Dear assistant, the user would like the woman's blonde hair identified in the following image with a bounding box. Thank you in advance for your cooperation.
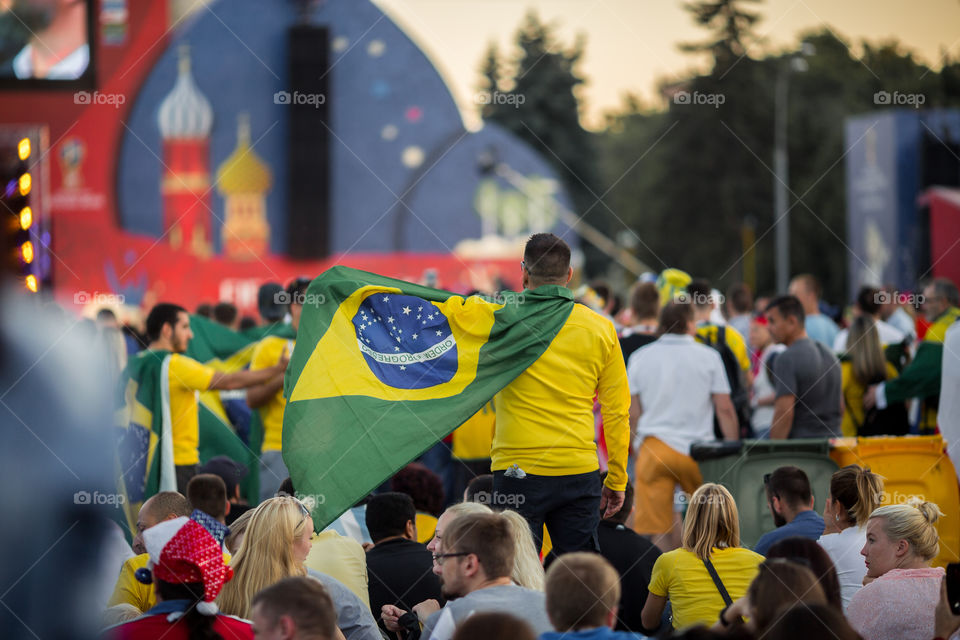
[224,508,254,556]
[848,316,888,385]
[217,497,312,618]
[869,498,943,561]
[500,510,545,590]
[681,483,741,561]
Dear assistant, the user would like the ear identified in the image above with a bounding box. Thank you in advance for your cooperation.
[279,614,296,639]
[463,554,481,579]
[895,539,910,558]
[565,266,573,284]
[225,500,231,517]
[808,495,816,510]
[605,606,619,630]
[234,485,242,502]
[405,519,416,540]
[771,496,782,514]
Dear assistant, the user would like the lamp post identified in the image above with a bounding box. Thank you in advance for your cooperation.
[773,43,814,293]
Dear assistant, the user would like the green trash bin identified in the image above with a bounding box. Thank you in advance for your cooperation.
[689,439,838,551]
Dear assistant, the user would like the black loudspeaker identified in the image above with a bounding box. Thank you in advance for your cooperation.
[287,25,330,259]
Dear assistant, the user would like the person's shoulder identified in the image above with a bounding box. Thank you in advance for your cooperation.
[568,304,618,335]
[215,614,254,636]
[122,552,149,570]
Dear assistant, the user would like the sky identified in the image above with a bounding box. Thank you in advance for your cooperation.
[373,0,960,130]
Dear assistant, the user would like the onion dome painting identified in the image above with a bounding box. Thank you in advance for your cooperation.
[216,113,273,260]
[116,0,574,257]
[156,44,214,258]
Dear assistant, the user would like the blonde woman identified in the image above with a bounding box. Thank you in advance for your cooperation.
[841,316,906,436]
[818,464,885,608]
[640,483,763,631]
[847,499,945,640]
[217,497,380,640]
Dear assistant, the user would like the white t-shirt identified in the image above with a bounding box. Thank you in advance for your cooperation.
[627,334,730,456]
[751,343,786,433]
[940,323,960,471]
[818,526,867,610]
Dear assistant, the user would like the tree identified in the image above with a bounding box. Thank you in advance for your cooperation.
[477,42,501,120]
[680,0,763,73]
[480,12,610,274]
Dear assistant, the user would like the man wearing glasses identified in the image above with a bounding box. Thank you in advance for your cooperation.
[492,233,630,555]
[421,513,551,640]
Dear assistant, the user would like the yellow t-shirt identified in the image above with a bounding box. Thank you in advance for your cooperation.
[696,323,751,374]
[491,303,630,490]
[648,546,764,630]
[305,530,370,608]
[168,353,217,466]
[841,361,900,437]
[250,336,293,452]
[452,402,496,460]
[108,550,231,613]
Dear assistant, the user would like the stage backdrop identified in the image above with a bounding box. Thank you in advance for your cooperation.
[0,0,574,316]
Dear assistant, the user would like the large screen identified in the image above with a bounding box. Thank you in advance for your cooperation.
[0,0,95,88]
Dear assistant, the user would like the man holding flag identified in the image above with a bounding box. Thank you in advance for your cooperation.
[491,233,630,555]
[281,233,629,558]
[118,303,288,504]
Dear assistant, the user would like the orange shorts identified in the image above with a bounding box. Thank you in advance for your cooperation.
[633,436,703,535]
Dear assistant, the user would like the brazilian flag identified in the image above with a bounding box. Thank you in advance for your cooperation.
[283,266,575,529]
[115,314,295,535]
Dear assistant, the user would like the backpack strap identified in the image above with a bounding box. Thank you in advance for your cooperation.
[702,558,734,606]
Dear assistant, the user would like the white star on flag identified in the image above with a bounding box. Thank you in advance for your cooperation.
[402,306,412,315]
[412,333,418,339]
[400,365,406,370]
[383,295,390,302]
[394,346,400,351]
[436,330,442,337]
[388,317,395,323]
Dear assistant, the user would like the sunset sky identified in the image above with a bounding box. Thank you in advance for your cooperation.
[373,0,960,129]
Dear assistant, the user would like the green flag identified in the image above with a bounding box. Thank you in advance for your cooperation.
[282,266,574,529]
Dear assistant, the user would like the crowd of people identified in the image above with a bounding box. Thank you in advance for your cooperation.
[89,233,960,639]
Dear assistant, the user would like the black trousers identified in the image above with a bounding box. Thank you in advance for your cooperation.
[492,469,601,555]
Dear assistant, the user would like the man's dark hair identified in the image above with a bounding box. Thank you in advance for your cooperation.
[765,295,805,324]
[391,463,444,516]
[443,513,515,580]
[727,283,753,314]
[146,303,188,343]
[252,576,337,640]
[287,277,312,306]
[855,286,881,316]
[365,492,416,543]
[765,466,813,508]
[686,280,715,311]
[465,474,494,504]
[658,301,693,335]
[212,302,238,327]
[600,472,633,525]
[522,233,570,282]
[186,474,227,520]
[239,316,258,331]
[95,308,117,323]
[630,282,660,321]
[195,303,213,318]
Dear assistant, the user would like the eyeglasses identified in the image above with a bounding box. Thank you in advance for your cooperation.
[432,551,472,565]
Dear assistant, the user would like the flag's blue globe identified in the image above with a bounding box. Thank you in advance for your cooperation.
[352,293,459,389]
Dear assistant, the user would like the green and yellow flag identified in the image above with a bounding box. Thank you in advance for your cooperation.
[283,266,575,529]
[115,315,296,534]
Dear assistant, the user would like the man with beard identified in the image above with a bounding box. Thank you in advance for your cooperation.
[0,0,89,79]
[420,513,551,640]
[754,466,825,556]
[139,303,287,492]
